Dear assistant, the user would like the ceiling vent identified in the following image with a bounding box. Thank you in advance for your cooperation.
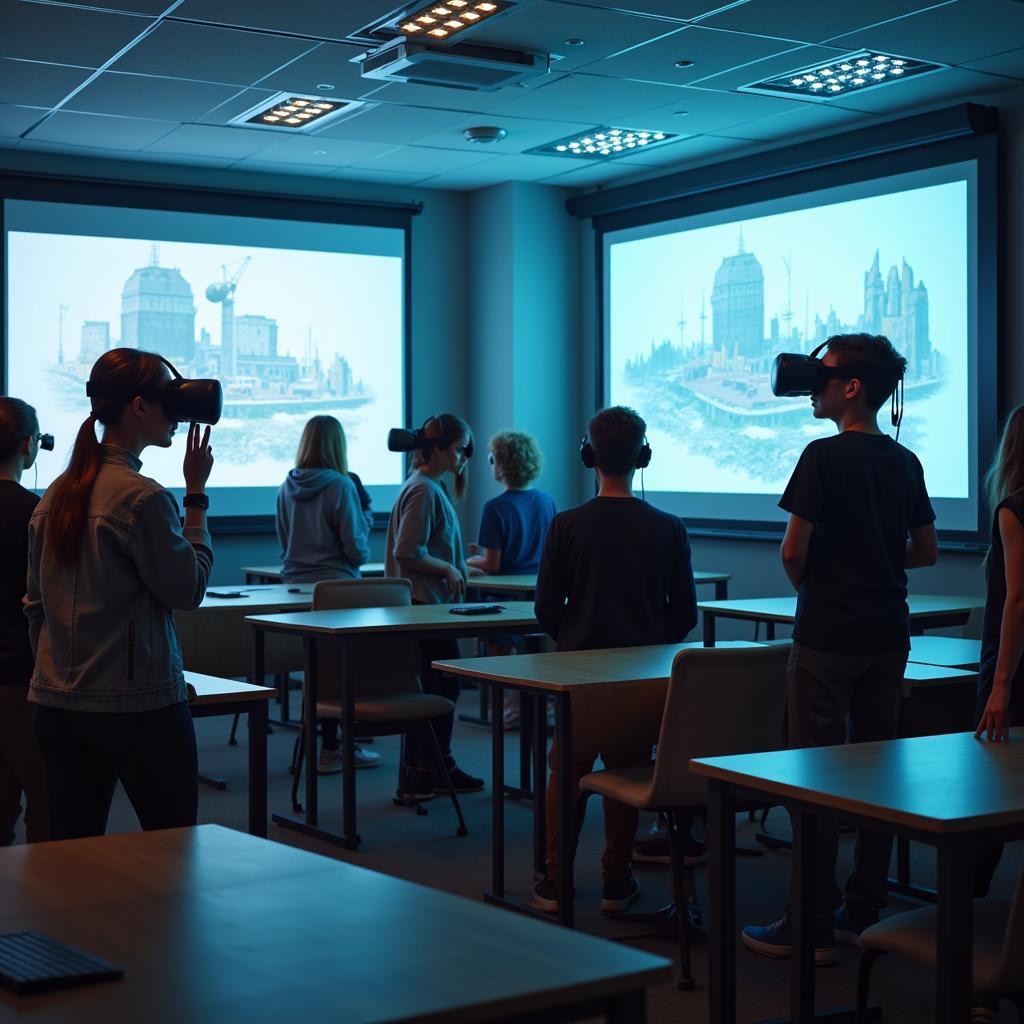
[355,37,549,91]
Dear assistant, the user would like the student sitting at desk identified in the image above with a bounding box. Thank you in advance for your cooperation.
[276,415,378,773]
[532,406,697,914]
[742,334,937,964]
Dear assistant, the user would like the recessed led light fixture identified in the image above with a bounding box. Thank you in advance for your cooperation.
[742,49,945,100]
[228,92,367,131]
[528,126,678,159]
[351,0,525,45]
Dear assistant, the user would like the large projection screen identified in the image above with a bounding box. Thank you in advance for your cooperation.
[600,138,996,547]
[2,187,410,523]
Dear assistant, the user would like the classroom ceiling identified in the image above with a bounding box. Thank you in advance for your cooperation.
[1,0,1023,191]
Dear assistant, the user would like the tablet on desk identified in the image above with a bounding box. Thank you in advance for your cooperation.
[449,604,505,616]
[207,591,247,599]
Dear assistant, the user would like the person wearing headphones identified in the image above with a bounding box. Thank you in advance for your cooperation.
[385,413,484,801]
[532,405,698,914]
[0,398,49,845]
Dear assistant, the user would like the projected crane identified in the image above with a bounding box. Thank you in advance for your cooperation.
[205,257,251,379]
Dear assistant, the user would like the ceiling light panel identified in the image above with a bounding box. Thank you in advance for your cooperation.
[528,126,678,159]
[353,1,518,45]
[228,93,366,131]
[742,50,944,100]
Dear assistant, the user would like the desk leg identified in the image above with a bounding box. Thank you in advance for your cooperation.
[715,580,728,601]
[790,809,818,1023]
[704,612,717,647]
[519,692,534,795]
[303,636,318,828]
[766,621,776,642]
[936,836,972,1024]
[492,685,505,898]
[340,638,359,850]
[248,699,268,837]
[533,692,547,877]
[556,691,574,929]
[708,779,736,1024]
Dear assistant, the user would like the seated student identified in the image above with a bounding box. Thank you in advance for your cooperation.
[468,430,556,727]
[532,406,698,914]
[742,333,937,964]
[0,398,49,846]
[276,415,378,773]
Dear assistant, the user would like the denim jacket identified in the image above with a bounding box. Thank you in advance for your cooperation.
[24,445,213,712]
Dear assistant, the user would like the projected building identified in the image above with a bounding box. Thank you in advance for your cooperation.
[861,251,932,376]
[711,235,765,364]
[79,321,110,361]
[120,252,196,362]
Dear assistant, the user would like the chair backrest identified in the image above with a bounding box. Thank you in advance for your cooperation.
[990,858,1024,991]
[646,643,791,809]
[311,578,420,699]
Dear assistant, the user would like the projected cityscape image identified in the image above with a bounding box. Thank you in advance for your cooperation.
[609,178,969,499]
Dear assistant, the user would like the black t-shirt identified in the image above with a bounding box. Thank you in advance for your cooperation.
[780,431,935,654]
[534,497,698,652]
[978,495,1024,721]
[0,479,40,687]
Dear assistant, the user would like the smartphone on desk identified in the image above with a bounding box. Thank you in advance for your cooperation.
[449,604,505,616]
[207,591,247,599]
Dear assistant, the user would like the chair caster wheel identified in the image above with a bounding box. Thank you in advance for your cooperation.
[678,978,695,992]
[457,826,468,836]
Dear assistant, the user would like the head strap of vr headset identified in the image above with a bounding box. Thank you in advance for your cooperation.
[85,355,184,403]
[809,341,904,441]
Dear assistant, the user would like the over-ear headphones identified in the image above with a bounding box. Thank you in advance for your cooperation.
[580,433,651,470]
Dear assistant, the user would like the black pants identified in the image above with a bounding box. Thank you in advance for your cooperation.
[787,642,906,923]
[33,702,198,840]
[0,688,48,845]
[404,637,461,771]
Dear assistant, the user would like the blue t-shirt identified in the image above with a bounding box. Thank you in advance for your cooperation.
[478,489,557,574]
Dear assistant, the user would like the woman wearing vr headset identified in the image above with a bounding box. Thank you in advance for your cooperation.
[385,413,484,801]
[0,398,49,846]
[24,348,215,839]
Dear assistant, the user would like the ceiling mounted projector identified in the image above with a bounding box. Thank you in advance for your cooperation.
[355,37,549,91]
[464,126,507,143]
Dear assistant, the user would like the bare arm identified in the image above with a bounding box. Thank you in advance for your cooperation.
[780,513,814,591]
[467,545,501,573]
[905,523,938,569]
[977,508,1024,742]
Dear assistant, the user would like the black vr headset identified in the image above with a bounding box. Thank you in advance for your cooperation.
[388,416,474,458]
[85,356,223,425]
[36,432,54,451]
[579,433,651,470]
[770,340,904,439]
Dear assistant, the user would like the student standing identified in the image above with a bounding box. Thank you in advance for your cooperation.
[0,399,49,845]
[25,349,214,840]
[743,334,937,964]
[532,406,698,913]
[386,414,484,800]
[276,415,378,772]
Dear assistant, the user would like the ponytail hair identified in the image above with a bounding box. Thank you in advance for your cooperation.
[0,397,38,463]
[410,412,472,502]
[47,348,167,563]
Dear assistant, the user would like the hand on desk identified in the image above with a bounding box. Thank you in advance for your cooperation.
[975,685,1011,743]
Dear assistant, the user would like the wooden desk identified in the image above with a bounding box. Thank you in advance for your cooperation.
[435,641,760,929]
[186,672,274,837]
[699,594,985,646]
[0,824,670,1023]
[242,563,385,584]
[468,569,729,599]
[246,602,539,849]
[690,730,1024,1024]
[909,635,982,669]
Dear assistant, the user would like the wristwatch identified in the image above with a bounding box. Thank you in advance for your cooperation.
[182,492,209,510]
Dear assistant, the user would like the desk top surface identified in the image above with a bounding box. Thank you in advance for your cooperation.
[241,563,385,580]
[187,584,315,612]
[0,825,669,1023]
[909,635,983,668]
[185,671,275,705]
[691,729,1024,834]
[246,601,538,635]
[434,641,761,692]
[697,593,986,622]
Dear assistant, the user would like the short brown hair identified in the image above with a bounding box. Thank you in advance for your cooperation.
[411,412,473,501]
[0,397,38,463]
[588,406,646,475]
[490,431,542,489]
[296,415,348,475]
[826,333,907,411]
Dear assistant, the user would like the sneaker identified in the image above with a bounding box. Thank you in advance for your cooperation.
[532,878,560,913]
[398,767,436,801]
[317,743,381,774]
[832,902,878,949]
[601,874,641,913]
[632,835,708,866]
[434,765,485,794]
[741,917,837,966]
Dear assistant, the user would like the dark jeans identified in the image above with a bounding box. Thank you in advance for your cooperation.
[0,687,49,845]
[33,701,198,840]
[787,642,906,924]
[404,637,461,771]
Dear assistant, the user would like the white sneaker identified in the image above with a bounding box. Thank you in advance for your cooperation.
[317,744,381,774]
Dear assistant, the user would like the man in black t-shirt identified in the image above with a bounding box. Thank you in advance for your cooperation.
[532,406,698,915]
[742,334,937,964]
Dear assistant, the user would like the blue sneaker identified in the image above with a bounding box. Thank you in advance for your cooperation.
[833,902,878,948]
[742,917,837,965]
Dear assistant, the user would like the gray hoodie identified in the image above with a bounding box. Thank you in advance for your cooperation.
[276,468,372,583]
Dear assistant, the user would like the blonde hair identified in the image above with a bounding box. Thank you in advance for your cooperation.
[296,415,348,475]
[410,413,472,502]
[490,430,542,489]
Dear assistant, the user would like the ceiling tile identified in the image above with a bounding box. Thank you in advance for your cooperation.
[592,24,804,88]
[0,59,95,108]
[227,157,337,177]
[553,1,733,19]
[328,167,434,186]
[310,103,471,144]
[248,134,398,167]
[626,83,813,133]
[962,47,1024,80]
[707,101,872,140]
[64,72,243,121]
[172,0,384,41]
[691,43,854,91]
[195,87,278,125]
[699,0,956,45]
[356,75,537,114]
[614,130,759,167]
[250,42,372,98]
[0,103,46,138]
[411,113,596,153]
[24,109,178,149]
[2,2,152,67]
[60,0,179,12]
[356,145,499,173]
[142,123,276,158]
[110,21,316,87]
[825,0,1024,65]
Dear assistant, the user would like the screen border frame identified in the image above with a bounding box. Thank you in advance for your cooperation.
[0,170,417,534]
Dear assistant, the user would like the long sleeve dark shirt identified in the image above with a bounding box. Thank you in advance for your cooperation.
[534,496,698,652]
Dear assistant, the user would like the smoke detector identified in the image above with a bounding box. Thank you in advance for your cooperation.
[463,125,507,143]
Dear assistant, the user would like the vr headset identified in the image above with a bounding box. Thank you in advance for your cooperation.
[770,340,904,438]
[85,356,222,425]
[579,433,651,470]
[37,433,54,451]
[388,416,473,458]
